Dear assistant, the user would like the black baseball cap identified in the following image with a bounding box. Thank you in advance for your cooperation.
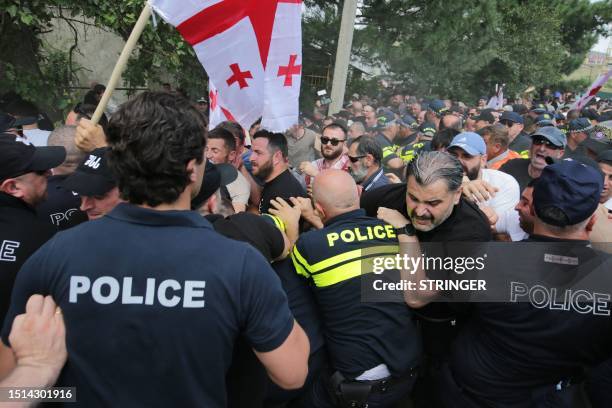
[62,147,116,196]
[534,160,603,227]
[0,138,66,182]
[191,160,221,209]
[473,109,495,124]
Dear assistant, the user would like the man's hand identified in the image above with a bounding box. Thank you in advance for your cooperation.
[269,198,301,231]
[462,178,498,203]
[75,118,107,152]
[9,295,67,386]
[479,206,498,230]
[385,173,402,184]
[290,197,323,229]
[377,207,410,228]
[298,161,318,177]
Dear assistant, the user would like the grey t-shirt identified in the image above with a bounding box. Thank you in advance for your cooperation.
[286,128,319,168]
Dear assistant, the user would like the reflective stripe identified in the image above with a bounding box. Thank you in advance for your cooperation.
[519,150,529,158]
[263,214,286,232]
[308,245,398,273]
[291,246,311,278]
[310,250,398,287]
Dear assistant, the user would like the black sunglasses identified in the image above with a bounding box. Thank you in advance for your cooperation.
[320,136,345,146]
[500,120,515,127]
[532,137,562,150]
[348,155,366,163]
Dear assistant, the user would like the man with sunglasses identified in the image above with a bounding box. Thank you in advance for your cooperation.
[299,123,350,188]
[499,126,566,191]
[499,111,530,158]
[348,135,390,193]
[0,138,65,329]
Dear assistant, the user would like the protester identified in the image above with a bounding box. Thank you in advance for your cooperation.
[478,123,522,170]
[299,123,350,189]
[598,150,612,212]
[4,99,51,146]
[499,126,566,191]
[286,120,320,169]
[250,130,308,214]
[347,135,390,192]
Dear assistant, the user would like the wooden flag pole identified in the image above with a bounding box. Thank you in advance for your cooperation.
[91,4,152,124]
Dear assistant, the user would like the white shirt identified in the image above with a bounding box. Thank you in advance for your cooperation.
[481,169,520,215]
[495,208,529,241]
[605,198,612,212]
[22,128,51,146]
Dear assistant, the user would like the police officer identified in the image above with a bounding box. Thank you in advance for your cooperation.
[0,92,310,406]
[291,169,421,407]
[439,160,612,407]
[0,139,65,328]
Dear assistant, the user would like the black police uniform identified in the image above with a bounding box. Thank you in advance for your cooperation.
[508,131,531,158]
[36,174,87,230]
[291,209,421,407]
[0,192,56,328]
[2,203,295,407]
[440,236,612,408]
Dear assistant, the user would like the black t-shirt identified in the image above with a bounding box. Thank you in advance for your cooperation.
[499,158,531,192]
[1,203,295,407]
[0,193,57,328]
[450,235,612,406]
[205,213,285,262]
[360,183,492,242]
[36,175,88,230]
[259,169,307,214]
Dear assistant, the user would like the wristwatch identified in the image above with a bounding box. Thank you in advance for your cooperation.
[394,224,416,236]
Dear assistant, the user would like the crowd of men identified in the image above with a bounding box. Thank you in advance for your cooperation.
[0,85,611,408]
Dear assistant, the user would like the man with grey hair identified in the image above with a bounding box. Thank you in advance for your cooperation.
[348,121,366,141]
[36,126,88,230]
[364,151,491,241]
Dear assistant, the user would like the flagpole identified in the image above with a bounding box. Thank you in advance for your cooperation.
[91,4,152,124]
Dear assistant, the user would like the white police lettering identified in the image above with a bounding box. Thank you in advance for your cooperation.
[510,281,610,316]
[69,276,206,308]
[84,155,101,169]
[0,240,20,262]
[50,209,79,226]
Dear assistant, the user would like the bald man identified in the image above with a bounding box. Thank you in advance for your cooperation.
[290,169,421,407]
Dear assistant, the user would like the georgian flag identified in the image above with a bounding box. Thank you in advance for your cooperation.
[149,0,302,132]
[572,70,612,111]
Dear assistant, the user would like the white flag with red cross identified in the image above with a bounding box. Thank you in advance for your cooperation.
[572,69,612,111]
[148,0,302,132]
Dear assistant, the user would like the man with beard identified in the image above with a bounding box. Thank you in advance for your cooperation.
[499,111,530,158]
[298,123,350,189]
[347,135,390,193]
[499,126,566,191]
[447,132,519,218]
[0,139,65,328]
[251,130,307,214]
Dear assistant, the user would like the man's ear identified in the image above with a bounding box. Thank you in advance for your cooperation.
[273,150,284,166]
[314,202,325,220]
[453,186,462,205]
[228,150,237,163]
[186,158,198,183]
[586,213,597,233]
[365,153,375,167]
[0,178,22,198]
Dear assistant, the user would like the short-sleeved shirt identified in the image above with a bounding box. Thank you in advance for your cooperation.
[36,175,88,230]
[259,169,307,214]
[291,209,421,377]
[0,193,56,328]
[480,169,520,217]
[449,235,612,405]
[499,158,531,192]
[287,128,319,169]
[1,203,294,407]
[225,170,251,206]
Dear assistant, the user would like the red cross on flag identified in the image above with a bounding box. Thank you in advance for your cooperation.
[149,0,302,132]
[571,69,612,111]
